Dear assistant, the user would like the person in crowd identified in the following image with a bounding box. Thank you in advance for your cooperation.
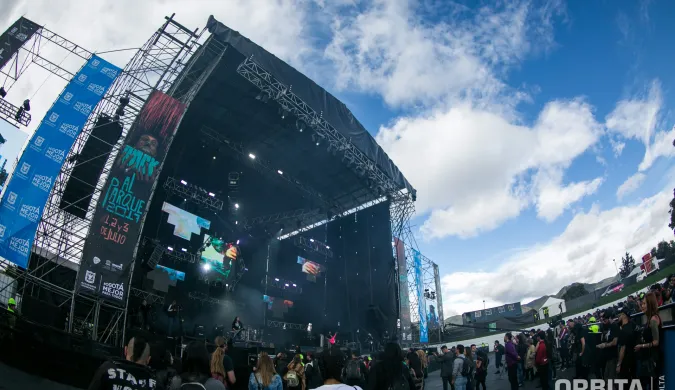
[516,334,527,386]
[310,347,362,390]
[344,351,367,387]
[545,329,557,381]
[464,346,476,390]
[596,309,620,381]
[493,341,504,375]
[249,352,283,390]
[275,353,289,377]
[211,336,236,387]
[635,292,662,389]
[88,337,156,390]
[625,295,639,315]
[406,351,424,390]
[473,346,487,390]
[285,354,305,390]
[170,341,225,390]
[451,345,467,390]
[149,343,176,390]
[571,322,589,380]
[369,342,415,390]
[139,299,151,330]
[304,352,323,390]
[416,350,428,381]
[558,320,570,371]
[503,334,518,390]
[435,345,455,390]
[535,332,549,390]
[524,338,535,381]
[616,307,637,380]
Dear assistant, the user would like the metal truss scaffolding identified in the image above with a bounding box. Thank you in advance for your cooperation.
[163,176,224,211]
[267,320,305,330]
[9,15,218,347]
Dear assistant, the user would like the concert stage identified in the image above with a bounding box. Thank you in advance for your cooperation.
[0,13,425,364]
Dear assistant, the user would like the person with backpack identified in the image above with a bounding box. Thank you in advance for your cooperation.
[503,333,519,390]
[313,347,363,390]
[451,345,468,390]
[284,354,305,390]
[367,343,415,390]
[169,341,225,390]
[249,352,282,390]
[344,351,367,387]
[434,345,455,390]
[304,353,323,390]
[473,352,487,390]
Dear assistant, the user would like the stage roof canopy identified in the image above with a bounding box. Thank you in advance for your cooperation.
[205,15,414,197]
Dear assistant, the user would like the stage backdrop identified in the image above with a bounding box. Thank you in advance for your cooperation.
[0,17,40,70]
[413,248,428,343]
[0,55,119,268]
[394,237,412,341]
[76,91,186,305]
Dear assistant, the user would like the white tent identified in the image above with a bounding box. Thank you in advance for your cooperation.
[539,296,566,318]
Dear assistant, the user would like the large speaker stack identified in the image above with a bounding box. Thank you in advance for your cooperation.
[59,114,123,219]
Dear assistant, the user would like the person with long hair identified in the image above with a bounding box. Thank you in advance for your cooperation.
[249,352,282,390]
[464,347,476,390]
[212,336,236,387]
[368,342,415,390]
[312,347,362,390]
[170,341,225,390]
[416,350,428,381]
[285,354,305,390]
[524,338,535,382]
[406,351,424,390]
[635,292,662,389]
[534,332,549,390]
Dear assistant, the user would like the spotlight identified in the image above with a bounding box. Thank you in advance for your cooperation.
[274,278,280,281]
[213,156,216,160]
[292,283,297,287]
[226,283,229,287]
[202,263,211,271]
[22,99,30,111]
[180,180,188,185]
[181,248,187,252]
[295,119,306,132]
[326,246,330,249]
[236,239,240,245]
[235,221,238,225]
[277,170,283,175]
[208,192,215,197]
[234,203,240,209]
[0,87,6,98]
[248,153,255,159]
[167,246,174,251]
[310,238,314,242]
[285,283,289,287]
[119,95,130,107]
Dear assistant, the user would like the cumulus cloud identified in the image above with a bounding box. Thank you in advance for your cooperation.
[616,172,646,200]
[442,188,673,316]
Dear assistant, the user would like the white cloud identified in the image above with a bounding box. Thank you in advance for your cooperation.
[534,168,603,221]
[639,127,675,171]
[442,188,673,316]
[616,172,646,200]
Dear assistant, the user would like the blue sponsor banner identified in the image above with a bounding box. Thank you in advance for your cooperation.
[413,248,428,342]
[0,55,120,268]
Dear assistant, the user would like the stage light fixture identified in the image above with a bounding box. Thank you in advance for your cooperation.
[277,170,283,175]
[234,203,240,209]
[202,263,211,271]
[285,283,289,287]
[292,283,297,287]
[180,180,188,185]
[248,153,256,159]
[22,99,30,111]
[236,239,240,245]
[310,238,314,242]
[181,248,187,252]
[275,278,280,281]
[213,156,216,160]
[235,221,238,225]
[326,246,330,249]
[295,119,306,132]
[167,246,174,251]
[208,192,215,197]
[0,87,6,98]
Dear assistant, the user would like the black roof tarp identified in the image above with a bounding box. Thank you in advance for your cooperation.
[206,16,414,195]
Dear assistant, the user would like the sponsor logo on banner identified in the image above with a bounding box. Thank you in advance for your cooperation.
[77,74,87,84]
[0,224,5,238]
[9,237,29,256]
[63,92,74,102]
[73,101,93,116]
[15,162,31,180]
[80,270,97,291]
[101,67,119,79]
[45,147,65,164]
[8,27,28,42]
[93,256,101,264]
[555,379,646,390]
[87,83,105,96]
[101,281,124,301]
[6,192,17,206]
[47,112,59,126]
[59,123,79,138]
[104,259,124,273]
[34,136,45,147]
[31,174,53,192]
[19,204,40,222]
[91,59,100,68]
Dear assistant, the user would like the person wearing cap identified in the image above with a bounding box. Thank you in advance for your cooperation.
[597,309,619,380]
[7,297,16,313]
[588,317,600,334]
[616,307,637,379]
[5,297,17,329]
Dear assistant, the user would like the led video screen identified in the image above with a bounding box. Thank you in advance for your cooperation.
[297,256,324,282]
[161,202,211,240]
[263,295,294,317]
[156,264,185,281]
[201,235,239,281]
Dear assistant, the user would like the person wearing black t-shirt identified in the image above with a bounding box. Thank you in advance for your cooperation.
[214,336,236,387]
[88,337,156,390]
[616,308,637,379]
[231,316,243,340]
[597,310,620,380]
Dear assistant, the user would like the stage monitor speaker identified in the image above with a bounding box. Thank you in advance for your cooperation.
[59,114,123,219]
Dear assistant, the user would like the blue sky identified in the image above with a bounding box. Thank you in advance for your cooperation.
[3,0,675,317]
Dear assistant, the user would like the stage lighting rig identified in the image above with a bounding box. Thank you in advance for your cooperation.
[294,236,333,258]
[163,177,223,212]
[0,97,31,127]
[424,289,436,300]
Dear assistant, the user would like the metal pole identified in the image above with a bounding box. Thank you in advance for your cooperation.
[121,260,135,346]
[93,299,101,340]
